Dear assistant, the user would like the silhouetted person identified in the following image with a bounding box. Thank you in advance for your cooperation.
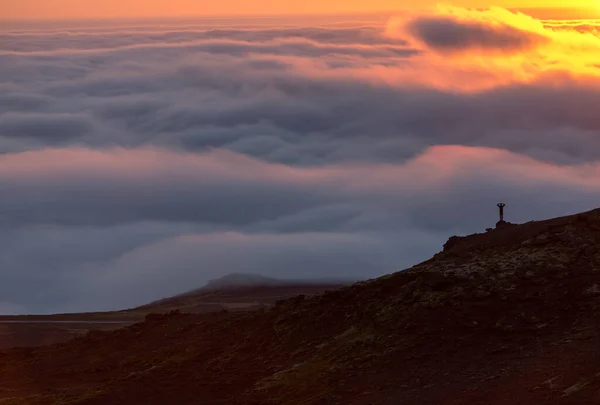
[497,203,505,221]
[496,203,507,228]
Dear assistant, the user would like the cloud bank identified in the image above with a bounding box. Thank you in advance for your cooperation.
[1,9,600,313]
[404,16,545,53]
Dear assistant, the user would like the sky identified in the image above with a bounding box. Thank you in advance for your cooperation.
[3,3,600,314]
[1,0,598,20]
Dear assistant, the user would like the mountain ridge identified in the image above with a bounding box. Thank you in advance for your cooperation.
[134,274,351,314]
[2,207,600,404]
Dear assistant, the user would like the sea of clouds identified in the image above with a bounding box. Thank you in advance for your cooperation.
[2,8,600,313]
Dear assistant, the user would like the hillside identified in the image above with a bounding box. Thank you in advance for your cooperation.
[0,279,345,350]
[135,274,349,314]
[3,208,600,404]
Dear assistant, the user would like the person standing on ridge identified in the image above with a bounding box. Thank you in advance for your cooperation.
[496,203,508,228]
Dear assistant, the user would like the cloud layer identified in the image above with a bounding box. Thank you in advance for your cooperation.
[1,10,600,313]
[404,16,545,53]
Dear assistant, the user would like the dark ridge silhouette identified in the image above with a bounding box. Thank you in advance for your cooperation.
[3,208,600,404]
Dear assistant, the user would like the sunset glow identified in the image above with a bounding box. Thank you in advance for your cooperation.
[0,0,597,20]
[374,5,600,90]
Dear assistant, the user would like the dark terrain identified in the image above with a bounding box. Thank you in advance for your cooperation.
[3,208,600,404]
[0,277,346,350]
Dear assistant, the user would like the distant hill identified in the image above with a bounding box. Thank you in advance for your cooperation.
[199,272,358,291]
[202,273,283,290]
[7,209,600,403]
[135,273,351,314]
[0,274,350,349]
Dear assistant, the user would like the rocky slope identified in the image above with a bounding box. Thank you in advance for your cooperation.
[3,208,600,404]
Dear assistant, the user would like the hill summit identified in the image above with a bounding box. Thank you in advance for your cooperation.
[203,273,283,290]
[3,208,600,404]
[133,274,349,314]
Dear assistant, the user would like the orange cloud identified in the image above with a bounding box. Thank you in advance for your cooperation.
[383,6,600,91]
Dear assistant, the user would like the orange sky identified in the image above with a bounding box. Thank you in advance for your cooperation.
[1,0,597,20]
